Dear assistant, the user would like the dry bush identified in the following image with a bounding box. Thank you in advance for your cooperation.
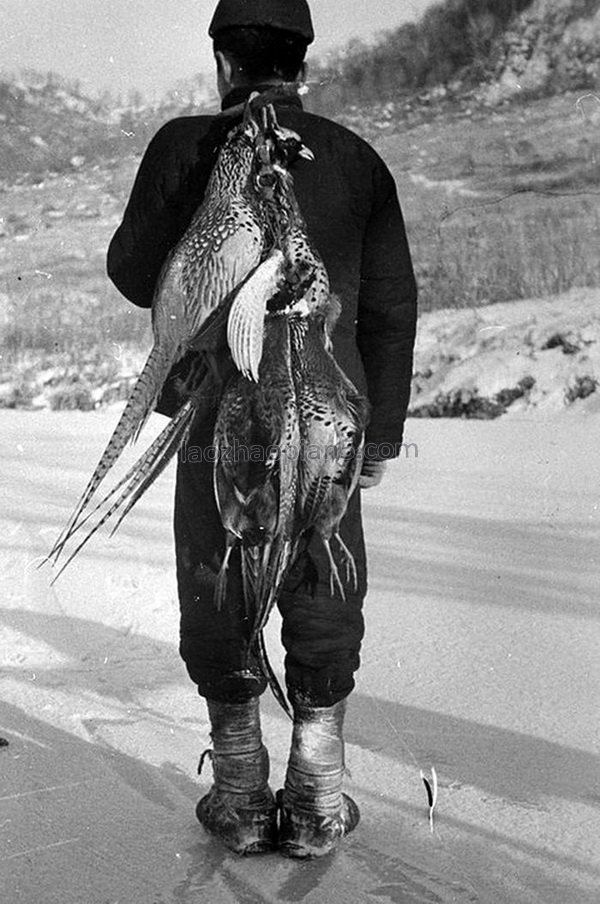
[1,287,149,360]
[411,195,600,311]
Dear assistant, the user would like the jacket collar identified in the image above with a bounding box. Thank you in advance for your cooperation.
[221,84,304,112]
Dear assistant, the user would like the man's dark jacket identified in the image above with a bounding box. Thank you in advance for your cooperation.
[107,88,417,456]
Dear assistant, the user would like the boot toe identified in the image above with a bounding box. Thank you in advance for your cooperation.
[196,788,278,855]
[278,792,360,859]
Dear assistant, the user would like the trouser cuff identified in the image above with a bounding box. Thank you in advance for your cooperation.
[196,670,267,703]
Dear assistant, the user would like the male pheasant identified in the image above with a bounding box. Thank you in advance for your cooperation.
[48,99,315,570]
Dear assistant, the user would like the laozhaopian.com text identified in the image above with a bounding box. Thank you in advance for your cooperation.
[179,441,419,463]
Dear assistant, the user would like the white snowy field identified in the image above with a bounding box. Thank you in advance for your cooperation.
[1,408,599,903]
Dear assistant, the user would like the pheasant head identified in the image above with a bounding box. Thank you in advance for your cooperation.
[244,102,314,202]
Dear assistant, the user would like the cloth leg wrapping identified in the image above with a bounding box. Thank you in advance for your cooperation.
[196,698,277,854]
[204,698,271,798]
[279,698,360,858]
[284,699,347,815]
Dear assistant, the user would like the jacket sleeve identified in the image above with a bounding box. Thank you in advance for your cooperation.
[106,118,216,308]
[356,158,417,460]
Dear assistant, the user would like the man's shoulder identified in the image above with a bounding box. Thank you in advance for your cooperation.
[151,113,219,146]
[299,109,368,142]
[287,108,389,169]
[152,107,382,163]
[139,113,228,172]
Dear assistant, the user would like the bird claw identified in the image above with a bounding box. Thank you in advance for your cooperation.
[335,534,358,593]
[214,569,227,612]
[214,543,235,611]
[324,540,347,602]
[329,570,347,602]
[346,558,358,591]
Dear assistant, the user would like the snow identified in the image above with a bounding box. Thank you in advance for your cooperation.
[1,408,599,903]
[412,289,600,417]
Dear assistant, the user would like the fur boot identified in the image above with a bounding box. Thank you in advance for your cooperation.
[196,698,277,855]
[278,699,360,858]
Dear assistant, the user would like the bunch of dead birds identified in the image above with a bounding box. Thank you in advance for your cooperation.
[46,95,368,713]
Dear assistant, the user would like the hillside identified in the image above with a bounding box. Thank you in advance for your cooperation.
[1,87,599,416]
[487,0,600,101]
[0,0,600,185]
[1,1,600,416]
[0,74,121,184]
[2,1,600,182]
[0,73,215,184]
[308,0,600,125]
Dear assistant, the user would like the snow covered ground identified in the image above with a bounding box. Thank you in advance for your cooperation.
[1,408,599,903]
[412,288,600,417]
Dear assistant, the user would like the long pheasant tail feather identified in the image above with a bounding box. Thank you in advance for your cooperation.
[300,474,330,529]
[50,401,194,582]
[256,629,291,718]
[48,343,175,561]
[347,435,365,502]
[50,403,188,559]
[241,543,292,717]
[123,342,177,445]
[249,537,293,646]
[240,543,261,619]
[47,443,146,564]
[248,429,298,640]
[109,401,195,536]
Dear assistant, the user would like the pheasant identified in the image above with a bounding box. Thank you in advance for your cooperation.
[47,99,315,571]
[290,312,369,597]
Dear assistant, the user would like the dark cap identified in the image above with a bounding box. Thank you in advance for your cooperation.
[209,0,315,44]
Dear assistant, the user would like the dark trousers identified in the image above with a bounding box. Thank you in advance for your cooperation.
[174,422,367,708]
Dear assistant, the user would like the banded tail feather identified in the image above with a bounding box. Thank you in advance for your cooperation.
[48,400,194,580]
[255,630,291,719]
[49,342,177,563]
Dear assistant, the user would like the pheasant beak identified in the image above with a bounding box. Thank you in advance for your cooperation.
[242,96,261,138]
[299,145,315,162]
